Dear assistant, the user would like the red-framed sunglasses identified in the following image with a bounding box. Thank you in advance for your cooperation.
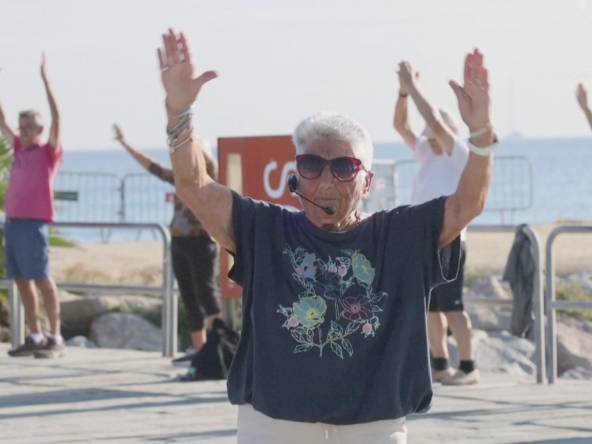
[295,154,366,182]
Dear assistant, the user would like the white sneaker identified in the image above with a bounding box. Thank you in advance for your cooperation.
[431,367,455,383]
[442,369,480,386]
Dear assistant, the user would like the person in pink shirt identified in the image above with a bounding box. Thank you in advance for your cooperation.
[1,54,65,358]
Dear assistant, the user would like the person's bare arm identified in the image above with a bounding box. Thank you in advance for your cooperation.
[113,124,156,170]
[41,53,61,149]
[399,61,456,155]
[158,29,235,253]
[439,49,495,249]
[393,68,418,150]
[0,70,15,147]
[576,83,592,132]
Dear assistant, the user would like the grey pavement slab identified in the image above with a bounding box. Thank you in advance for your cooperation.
[1,343,591,443]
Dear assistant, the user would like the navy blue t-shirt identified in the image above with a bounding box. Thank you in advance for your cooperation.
[227,191,460,425]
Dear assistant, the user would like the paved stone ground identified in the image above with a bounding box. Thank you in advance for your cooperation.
[1,343,592,443]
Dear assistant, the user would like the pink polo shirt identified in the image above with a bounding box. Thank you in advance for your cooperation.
[5,136,63,222]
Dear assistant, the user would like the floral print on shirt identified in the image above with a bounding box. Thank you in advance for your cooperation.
[278,246,388,358]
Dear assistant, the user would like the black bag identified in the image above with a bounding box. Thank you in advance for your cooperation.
[182,318,239,381]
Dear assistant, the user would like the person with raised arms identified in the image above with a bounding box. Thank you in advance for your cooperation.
[394,61,479,386]
[157,28,497,443]
[2,54,65,359]
[113,124,221,365]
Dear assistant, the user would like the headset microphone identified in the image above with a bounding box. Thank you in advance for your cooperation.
[287,174,336,215]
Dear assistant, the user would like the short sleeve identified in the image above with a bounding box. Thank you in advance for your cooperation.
[227,191,264,287]
[148,161,175,185]
[413,136,429,163]
[45,141,63,166]
[406,196,461,289]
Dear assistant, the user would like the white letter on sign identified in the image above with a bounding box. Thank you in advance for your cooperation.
[263,161,296,199]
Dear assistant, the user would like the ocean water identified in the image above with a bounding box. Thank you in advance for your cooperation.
[55,137,592,243]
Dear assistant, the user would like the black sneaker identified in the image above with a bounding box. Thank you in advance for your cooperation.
[34,337,67,359]
[172,352,196,367]
[8,336,47,357]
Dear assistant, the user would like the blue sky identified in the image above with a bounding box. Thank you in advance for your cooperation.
[1,0,591,150]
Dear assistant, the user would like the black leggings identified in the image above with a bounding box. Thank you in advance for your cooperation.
[171,236,221,332]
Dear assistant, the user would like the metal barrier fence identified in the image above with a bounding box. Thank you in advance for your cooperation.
[465,225,545,384]
[122,173,175,226]
[5,222,177,357]
[54,155,532,229]
[361,160,396,213]
[392,156,534,224]
[54,172,124,222]
[545,225,592,383]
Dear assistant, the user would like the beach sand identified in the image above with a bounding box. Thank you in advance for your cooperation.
[48,223,592,287]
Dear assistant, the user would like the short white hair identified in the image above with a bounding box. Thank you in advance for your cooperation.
[422,109,458,137]
[292,112,373,170]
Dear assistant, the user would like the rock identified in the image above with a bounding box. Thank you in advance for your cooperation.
[565,273,592,295]
[90,313,162,351]
[466,306,512,331]
[467,274,510,299]
[61,294,161,323]
[556,315,592,375]
[559,366,592,380]
[445,329,536,377]
[66,335,97,348]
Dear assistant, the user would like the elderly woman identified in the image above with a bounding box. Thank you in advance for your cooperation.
[158,29,496,443]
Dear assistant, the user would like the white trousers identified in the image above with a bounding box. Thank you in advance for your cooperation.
[237,404,407,444]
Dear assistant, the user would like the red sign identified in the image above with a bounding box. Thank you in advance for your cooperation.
[218,135,301,298]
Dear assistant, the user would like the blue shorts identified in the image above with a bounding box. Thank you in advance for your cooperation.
[5,219,50,280]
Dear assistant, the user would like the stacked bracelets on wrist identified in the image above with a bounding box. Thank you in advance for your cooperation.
[166,106,194,153]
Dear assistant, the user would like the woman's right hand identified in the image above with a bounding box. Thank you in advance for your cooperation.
[113,124,124,143]
[157,29,218,116]
[576,83,588,110]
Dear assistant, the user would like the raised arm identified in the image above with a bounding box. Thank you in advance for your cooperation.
[0,70,16,147]
[439,49,495,248]
[113,124,175,184]
[576,83,592,132]
[40,53,61,149]
[158,29,235,253]
[399,61,456,155]
[393,66,418,149]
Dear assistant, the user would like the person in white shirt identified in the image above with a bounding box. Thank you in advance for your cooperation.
[393,60,479,386]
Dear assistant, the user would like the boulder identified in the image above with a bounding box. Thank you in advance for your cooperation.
[61,294,161,323]
[66,335,97,348]
[445,329,536,377]
[556,315,592,375]
[466,274,510,300]
[565,273,592,295]
[90,312,162,351]
[465,306,512,331]
[559,367,592,380]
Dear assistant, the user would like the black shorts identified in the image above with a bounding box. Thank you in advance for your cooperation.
[429,241,466,313]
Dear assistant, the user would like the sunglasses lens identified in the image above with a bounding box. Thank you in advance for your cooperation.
[298,155,325,179]
[331,158,359,181]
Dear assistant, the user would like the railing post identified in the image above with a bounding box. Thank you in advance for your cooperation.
[9,280,25,349]
[159,226,176,357]
[545,229,559,384]
[523,226,545,384]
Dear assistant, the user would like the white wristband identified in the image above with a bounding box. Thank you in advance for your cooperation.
[467,136,499,156]
[469,122,492,138]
